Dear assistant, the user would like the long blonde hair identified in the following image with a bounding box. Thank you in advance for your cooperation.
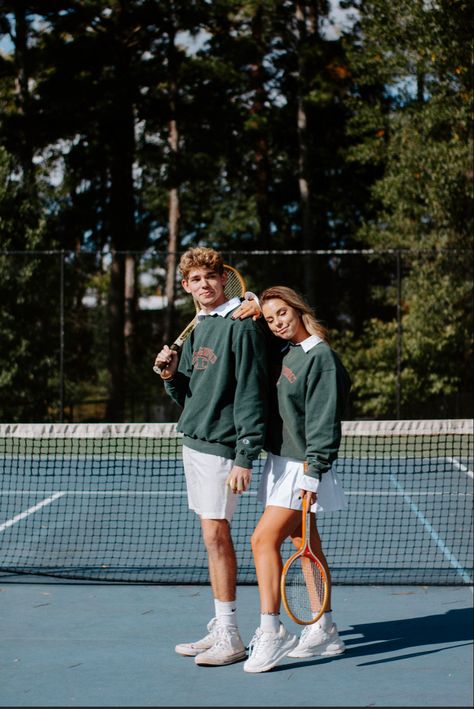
[259,286,329,342]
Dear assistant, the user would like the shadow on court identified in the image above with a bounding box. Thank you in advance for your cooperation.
[272,606,474,673]
[1,582,472,707]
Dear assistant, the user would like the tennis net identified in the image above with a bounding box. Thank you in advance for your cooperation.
[0,419,472,585]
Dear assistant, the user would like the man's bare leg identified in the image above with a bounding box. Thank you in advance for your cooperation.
[200,517,237,601]
[193,517,246,665]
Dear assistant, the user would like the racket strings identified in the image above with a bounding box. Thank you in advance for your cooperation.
[224,266,246,299]
[284,555,327,624]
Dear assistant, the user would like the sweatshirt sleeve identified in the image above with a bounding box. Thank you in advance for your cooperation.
[163,341,192,408]
[304,352,351,479]
[231,321,268,468]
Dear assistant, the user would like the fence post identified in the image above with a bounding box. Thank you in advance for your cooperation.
[396,250,402,419]
[59,250,65,422]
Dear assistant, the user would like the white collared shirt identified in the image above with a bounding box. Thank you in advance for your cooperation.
[299,334,323,352]
[282,334,324,355]
[197,296,242,320]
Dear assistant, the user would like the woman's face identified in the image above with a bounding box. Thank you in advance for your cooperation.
[261,298,308,343]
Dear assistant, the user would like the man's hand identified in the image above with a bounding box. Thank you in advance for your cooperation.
[226,466,252,494]
[231,298,261,321]
[154,345,179,379]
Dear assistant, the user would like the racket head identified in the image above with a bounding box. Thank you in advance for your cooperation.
[222,264,246,300]
[281,548,329,625]
[280,492,329,625]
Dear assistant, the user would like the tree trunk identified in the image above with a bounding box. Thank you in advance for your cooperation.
[124,252,136,364]
[107,252,125,421]
[13,5,35,192]
[164,171,179,345]
[250,3,271,247]
[296,1,320,299]
[106,60,136,421]
[164,29,180,345]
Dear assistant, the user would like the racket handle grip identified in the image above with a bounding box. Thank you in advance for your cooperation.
[153,344,180,375]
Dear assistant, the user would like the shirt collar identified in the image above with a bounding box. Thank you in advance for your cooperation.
[300,334,323,352]
[285,334,323,352]
[197,296,242,320]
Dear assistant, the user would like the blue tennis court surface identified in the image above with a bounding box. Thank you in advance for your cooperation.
[0,422,472,705]
[0,580,472,707]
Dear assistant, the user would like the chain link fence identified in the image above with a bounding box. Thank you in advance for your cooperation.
[1,248,472,423]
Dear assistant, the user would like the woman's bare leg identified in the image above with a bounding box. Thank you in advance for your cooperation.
[250,505,301,612]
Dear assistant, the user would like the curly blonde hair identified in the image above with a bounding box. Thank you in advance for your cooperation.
[260,285,329,342]
[179,247,224,280]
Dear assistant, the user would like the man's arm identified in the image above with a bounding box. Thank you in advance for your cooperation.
[226,322,268,492]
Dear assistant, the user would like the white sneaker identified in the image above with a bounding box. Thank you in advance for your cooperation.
[194,624,247,666]
[287,622,345,658]
[175,617,223,657]
[243,624,298,673]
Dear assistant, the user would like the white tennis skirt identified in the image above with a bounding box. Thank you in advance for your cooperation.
[182,445,239,521]
[257,452,348,513]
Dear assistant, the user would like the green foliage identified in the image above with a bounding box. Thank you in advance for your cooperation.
[337,0,473,417]
[0,1,471,420]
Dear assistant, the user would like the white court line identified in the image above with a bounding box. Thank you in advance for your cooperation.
[0,492,65,532]
[448,456,474,480]
[390,473,473,586]
[1,489,471,497]
[0,490,188,496]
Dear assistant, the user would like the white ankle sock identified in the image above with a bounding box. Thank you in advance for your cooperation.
[260,612,280,633]
[317,611,333,631]
[214,599,237,627]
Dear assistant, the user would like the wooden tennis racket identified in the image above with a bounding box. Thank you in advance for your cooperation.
[281,489,329,625]
[153,264,246,373]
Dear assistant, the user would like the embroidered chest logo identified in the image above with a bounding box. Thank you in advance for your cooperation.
[279,365,297,384]
[192,347,218,370]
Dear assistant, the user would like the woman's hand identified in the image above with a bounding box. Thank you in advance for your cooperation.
[300,489,317,506]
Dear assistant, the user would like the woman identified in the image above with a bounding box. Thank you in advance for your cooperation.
[239,286,351,674]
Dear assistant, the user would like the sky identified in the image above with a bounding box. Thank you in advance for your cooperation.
[0,2,357,56]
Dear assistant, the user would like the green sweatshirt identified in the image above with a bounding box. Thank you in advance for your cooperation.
[267,339,351,480]
[164,309,268,468]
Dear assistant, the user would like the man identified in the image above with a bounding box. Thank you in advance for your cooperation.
[154,247,268,667]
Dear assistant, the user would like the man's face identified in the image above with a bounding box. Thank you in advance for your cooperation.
[182,267,228,312]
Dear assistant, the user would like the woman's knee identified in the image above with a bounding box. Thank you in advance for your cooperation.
[251,526,280,557]
[250,528,263,555]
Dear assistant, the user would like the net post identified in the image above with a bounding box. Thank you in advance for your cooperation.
[59,249,65,423]
[396,250,402,419]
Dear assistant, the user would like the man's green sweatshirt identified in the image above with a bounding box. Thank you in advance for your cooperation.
[164,311,268,468]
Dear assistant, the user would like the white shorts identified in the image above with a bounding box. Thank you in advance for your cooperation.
[257,452,348,513]
[182,445,239,521]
